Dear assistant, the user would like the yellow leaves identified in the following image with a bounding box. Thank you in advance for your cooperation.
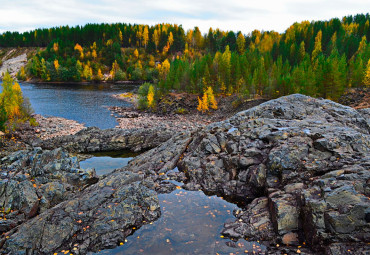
[110,60,121,80]
[83,64,93,81]
[133,49,139,59]
[342,22,359,36]
[158,59,170,79]
[147,85,155,109]
[168,32,174,47]
[97,69,103,81]
[197,96,206,113]
[54,59,59,72]
[119,30,123,43]
[197,87,217,113]
[363,59,370,87]
[236,33,246,54]
[143,26,149,48]
[106,39,113,47]
[74,43,83,52]
[1,73,25,126]
[74,43,84,59]
[312,30,322,61]
[53,42,59,52]
[153,29,160,50]
[92,49,97,59]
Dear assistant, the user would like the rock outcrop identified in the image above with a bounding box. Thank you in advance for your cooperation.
[35,126,175,153]
[177,94,369,254]
[0,94,369,254]
[0,148,97,234]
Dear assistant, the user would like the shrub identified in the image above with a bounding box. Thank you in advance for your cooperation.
[0,72,33,131]
[137,82,151,109]
[175,107,188,114]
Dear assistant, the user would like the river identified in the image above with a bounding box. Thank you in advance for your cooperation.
[18,82,136,129]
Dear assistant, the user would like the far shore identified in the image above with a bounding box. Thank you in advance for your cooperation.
[20,80,146,85]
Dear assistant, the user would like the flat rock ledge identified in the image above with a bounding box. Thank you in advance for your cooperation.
[0,94,369,254]
[35,126,176,153]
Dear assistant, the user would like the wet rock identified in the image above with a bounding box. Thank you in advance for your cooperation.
[1,172,160,254]
[0,147,98,233]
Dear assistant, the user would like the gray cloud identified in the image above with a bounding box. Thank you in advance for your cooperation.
[0,0,369,34]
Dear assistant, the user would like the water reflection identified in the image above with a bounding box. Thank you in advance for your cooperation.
[80,151,140,176]
[96,188,265,255]
[16,82,137,129]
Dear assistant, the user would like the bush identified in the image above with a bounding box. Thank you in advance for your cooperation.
[29,117,39,127]
[131,67,143,80]
[115,69,127,81]
[137,82,151,109]
[175,107,188,114]
[0,72,33,132]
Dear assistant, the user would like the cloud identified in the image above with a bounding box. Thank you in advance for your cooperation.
[0,0,369,34]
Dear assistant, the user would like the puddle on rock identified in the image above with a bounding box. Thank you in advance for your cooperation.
[96,187,266,255]
[80,151,140,176]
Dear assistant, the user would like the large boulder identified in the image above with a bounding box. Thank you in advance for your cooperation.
[177,94,369,253]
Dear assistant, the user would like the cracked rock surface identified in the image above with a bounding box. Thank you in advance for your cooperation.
[0,94,369,254]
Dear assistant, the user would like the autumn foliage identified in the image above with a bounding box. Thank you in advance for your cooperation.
[197,87,217,113]
[0,72,33,131]
[364,59,370,87]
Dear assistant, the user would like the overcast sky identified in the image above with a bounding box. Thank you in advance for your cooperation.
[0,0,369,34]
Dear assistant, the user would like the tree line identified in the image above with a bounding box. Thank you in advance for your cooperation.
[1,13,370,102]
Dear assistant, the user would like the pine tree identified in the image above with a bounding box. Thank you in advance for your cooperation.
[236,33,246,54]
[153,29,160,51]
[143,26,149,49]
[298,41,305,62]
[312,30,322,61]
[54,59,59,72]
[168,32,174,47]
[147,84,155,108]
[205,86,217,109]
[133,49,139,59]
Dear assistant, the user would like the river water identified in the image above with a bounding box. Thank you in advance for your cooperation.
[18,82,136,129]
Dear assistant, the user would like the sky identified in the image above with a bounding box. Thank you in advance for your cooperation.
[0,0,369,34]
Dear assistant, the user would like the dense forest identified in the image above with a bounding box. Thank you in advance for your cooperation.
[1,13,370,101]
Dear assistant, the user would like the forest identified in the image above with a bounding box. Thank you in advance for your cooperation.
[1,13,370,101]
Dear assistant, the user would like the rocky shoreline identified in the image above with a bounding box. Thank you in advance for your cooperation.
[0,94,369,254]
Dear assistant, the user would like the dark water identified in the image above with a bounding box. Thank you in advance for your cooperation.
[96,187,265,255]
[17,82,136,129]
[80,151,140,176]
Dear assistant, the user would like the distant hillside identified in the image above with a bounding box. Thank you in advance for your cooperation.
[0,48,38,79]
[0,13,369,101]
